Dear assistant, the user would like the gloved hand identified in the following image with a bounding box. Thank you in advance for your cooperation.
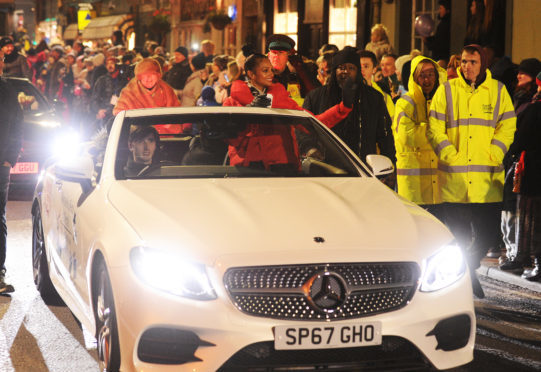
[288,53,304,70]
[248,94,272,108]
[341,77,358,108]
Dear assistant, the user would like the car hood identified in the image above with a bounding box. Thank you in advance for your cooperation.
[108,178,452,267]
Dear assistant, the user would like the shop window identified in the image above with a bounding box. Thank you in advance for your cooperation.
[274,0,298,45]
[329,0,357,49]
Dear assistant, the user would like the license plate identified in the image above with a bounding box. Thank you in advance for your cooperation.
[10,162,39,174]
[274,322,382,350]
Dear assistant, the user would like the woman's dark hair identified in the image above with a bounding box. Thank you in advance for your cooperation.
[466,0,485,42]
[244,53,269,74]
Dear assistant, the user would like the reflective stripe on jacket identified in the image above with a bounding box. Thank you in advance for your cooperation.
[427,68,516,203]
[393,56,447,205]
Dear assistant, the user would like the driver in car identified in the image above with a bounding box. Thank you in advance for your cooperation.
[124,126,160,177]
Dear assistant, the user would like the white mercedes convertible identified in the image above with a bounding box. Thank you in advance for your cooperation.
[31,107,474,371]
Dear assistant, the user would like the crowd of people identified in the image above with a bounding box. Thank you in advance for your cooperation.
[0,0,540,298]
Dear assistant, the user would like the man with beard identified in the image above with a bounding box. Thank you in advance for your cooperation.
[0,37,31,79]
[303,47,396,185]
[267,34,318,105]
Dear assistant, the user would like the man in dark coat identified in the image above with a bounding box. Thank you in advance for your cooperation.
[46,46,66,101]
[303,47,396,184]
[90,57,127,136]
[0,36,31,80]
[164,46,192,93]
[0,50,23,293]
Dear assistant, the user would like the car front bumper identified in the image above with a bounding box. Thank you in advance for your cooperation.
[109,265,475,372]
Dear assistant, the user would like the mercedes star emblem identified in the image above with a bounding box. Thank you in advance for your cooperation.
[302,271,347,313]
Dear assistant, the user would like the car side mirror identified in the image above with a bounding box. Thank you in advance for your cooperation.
[366,154,394,177]
[55,155,95,188]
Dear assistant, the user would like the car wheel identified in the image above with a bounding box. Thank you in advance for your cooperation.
[95,262,121,372]
[32,208,56,302]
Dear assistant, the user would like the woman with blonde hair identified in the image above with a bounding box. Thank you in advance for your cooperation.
[365,23,394,62]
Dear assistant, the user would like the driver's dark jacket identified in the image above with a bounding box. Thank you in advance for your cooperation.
[0,77,23,166]
[123,158,155,177]
[303,81,396,164]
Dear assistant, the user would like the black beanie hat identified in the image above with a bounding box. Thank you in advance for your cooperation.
[191,53,207,71]
[0,37,13,49]
[332,46,361,70]
[175,46,188,58]
[518,58,541,79]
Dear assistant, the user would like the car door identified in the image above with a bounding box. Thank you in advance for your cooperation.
[49,173,86,284]
[40,166,71,284]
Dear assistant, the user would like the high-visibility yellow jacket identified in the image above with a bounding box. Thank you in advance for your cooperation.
[393,56,447,205]
[427,68,516,203]
[371,78,395,120]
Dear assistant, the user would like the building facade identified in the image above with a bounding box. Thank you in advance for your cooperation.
[2,0,538,64]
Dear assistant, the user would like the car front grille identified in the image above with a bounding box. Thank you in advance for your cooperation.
[224,262,420,320]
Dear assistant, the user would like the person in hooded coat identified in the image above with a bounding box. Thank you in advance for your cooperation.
[394,56,447,220]
[114,58,179,115]
[113,58,183,134]
[427,44,516,298]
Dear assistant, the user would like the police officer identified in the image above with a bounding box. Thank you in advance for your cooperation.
[427,44,516,298]
[266,34,318,105]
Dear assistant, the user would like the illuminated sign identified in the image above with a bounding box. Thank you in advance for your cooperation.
[78,10,92,30]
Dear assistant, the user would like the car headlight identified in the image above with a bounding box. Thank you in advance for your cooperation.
[420,243,466,292]
[51,129,82,160]
[38,120,62,129]
[130,246,216,300]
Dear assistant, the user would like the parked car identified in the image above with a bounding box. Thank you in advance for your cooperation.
[31,107,475,372]
[6,77,63,190]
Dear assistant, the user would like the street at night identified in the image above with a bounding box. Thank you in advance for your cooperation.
[1,200,540,371]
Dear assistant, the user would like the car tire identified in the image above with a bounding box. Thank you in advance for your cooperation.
[32,208,57,302]
[95,262,121,372]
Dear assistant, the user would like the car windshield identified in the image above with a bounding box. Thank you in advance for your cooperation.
[115,113,366,179]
